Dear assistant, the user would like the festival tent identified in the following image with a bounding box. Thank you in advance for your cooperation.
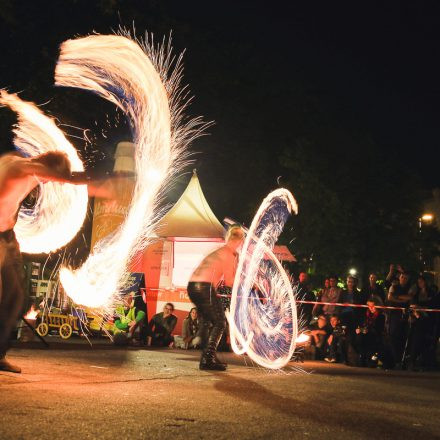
[131,170,226,332]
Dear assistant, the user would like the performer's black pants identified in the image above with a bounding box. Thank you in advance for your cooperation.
[187,282,226,353]
[0,230,25,358]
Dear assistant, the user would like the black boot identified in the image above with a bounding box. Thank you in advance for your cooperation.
[199,321,227,371]
[214,353,227,367]
[199,348,227,371]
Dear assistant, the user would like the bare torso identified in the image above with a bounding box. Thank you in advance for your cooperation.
[190,245,238,287]
[0,155,39,231]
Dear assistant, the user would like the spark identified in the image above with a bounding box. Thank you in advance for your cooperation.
[56,32,206,310]
[0,91,88,253]
[228,188,298,369]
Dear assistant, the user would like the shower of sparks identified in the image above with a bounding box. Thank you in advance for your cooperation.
[228,188,298,369]
[0,91,88,254]
[56,32,206,309]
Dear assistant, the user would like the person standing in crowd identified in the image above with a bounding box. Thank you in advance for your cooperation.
[338,276,367,364]
[355,296,386,367]
[339,276,367,333]
[406,304,431,370]
[385,263,405,289]
[386,271,414,368]
[362,273,386,303]
[0,150,114,373]
[174,307,202,349]
[312,278,329,317]
[187,224,245,371]
[408,276,438,370]
[313,275,342,318]
[146,303,177,347]
[295,272,315,327]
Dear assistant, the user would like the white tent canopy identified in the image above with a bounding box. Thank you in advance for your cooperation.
[156,169,225,239]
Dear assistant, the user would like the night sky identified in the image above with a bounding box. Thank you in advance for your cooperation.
[1,1,439,223]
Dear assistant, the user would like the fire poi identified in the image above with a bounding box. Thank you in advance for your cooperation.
[4,31,299,369]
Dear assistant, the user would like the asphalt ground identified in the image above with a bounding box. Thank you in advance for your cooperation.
[1,338,439,440]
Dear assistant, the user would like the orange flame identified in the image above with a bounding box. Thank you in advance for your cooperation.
[24,305,39,320]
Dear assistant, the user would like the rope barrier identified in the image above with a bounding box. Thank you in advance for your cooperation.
[216,293,440,313]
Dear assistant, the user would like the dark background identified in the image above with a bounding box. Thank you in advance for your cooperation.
[1,0,439,280]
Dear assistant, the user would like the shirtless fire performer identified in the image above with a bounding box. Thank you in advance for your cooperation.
[187,224,245,371]
[0,150,111,373]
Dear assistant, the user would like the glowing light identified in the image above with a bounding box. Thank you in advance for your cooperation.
[24,305,39,320]
[295,333,310,344]
[0,91,88,254]
[228,188,298,369]
[349,268,357,276]
[145,168,163,183]
[56,33,205,309]
[421,214,434,222]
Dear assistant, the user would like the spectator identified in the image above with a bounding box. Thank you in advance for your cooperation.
[308,314,331,360]
[406,304,431,371]
[174,307,202,349]
[385,264,405,290]
[147,303,177,347]
[112,293,146,346]
[408,278,438,370]
[312,278,329,317]
[313,276,342,317]
[355,296,386,367]
[295,272,316,327]
[412,275,436,307]
[386,271,414,368]
[362,273,386,303]
[340,276,367,332]
[324,314,347,363]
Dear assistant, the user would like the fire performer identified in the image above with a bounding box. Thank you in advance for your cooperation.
[187,224,245,371]
[0,150,114,373]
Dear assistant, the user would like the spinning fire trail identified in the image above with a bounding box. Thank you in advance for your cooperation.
[2,32,300,369]
[55,33,205,309]
[0,91,88,254]
[228,189,299,369]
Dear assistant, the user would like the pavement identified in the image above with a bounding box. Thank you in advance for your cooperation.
[1,336,440,440]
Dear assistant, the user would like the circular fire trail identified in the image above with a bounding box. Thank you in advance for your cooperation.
[0,91,88,254]
[228,188,298,369]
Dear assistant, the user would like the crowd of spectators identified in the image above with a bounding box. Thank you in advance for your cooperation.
[111,264,439,372]
[297,266,440,371]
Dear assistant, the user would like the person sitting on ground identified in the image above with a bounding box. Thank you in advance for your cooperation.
[112,293,146,346]
[146,303,177,347]
[174,307,202,349]
[324,314,347,363]
[308,314,331,360]
[355,296,385,367]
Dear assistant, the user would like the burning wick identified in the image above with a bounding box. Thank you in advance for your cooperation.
[24,305,39,320]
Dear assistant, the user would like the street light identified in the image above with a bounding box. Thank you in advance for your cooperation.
[421,213,434,223]
[418,214,435,270]
[348,268,357,276]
